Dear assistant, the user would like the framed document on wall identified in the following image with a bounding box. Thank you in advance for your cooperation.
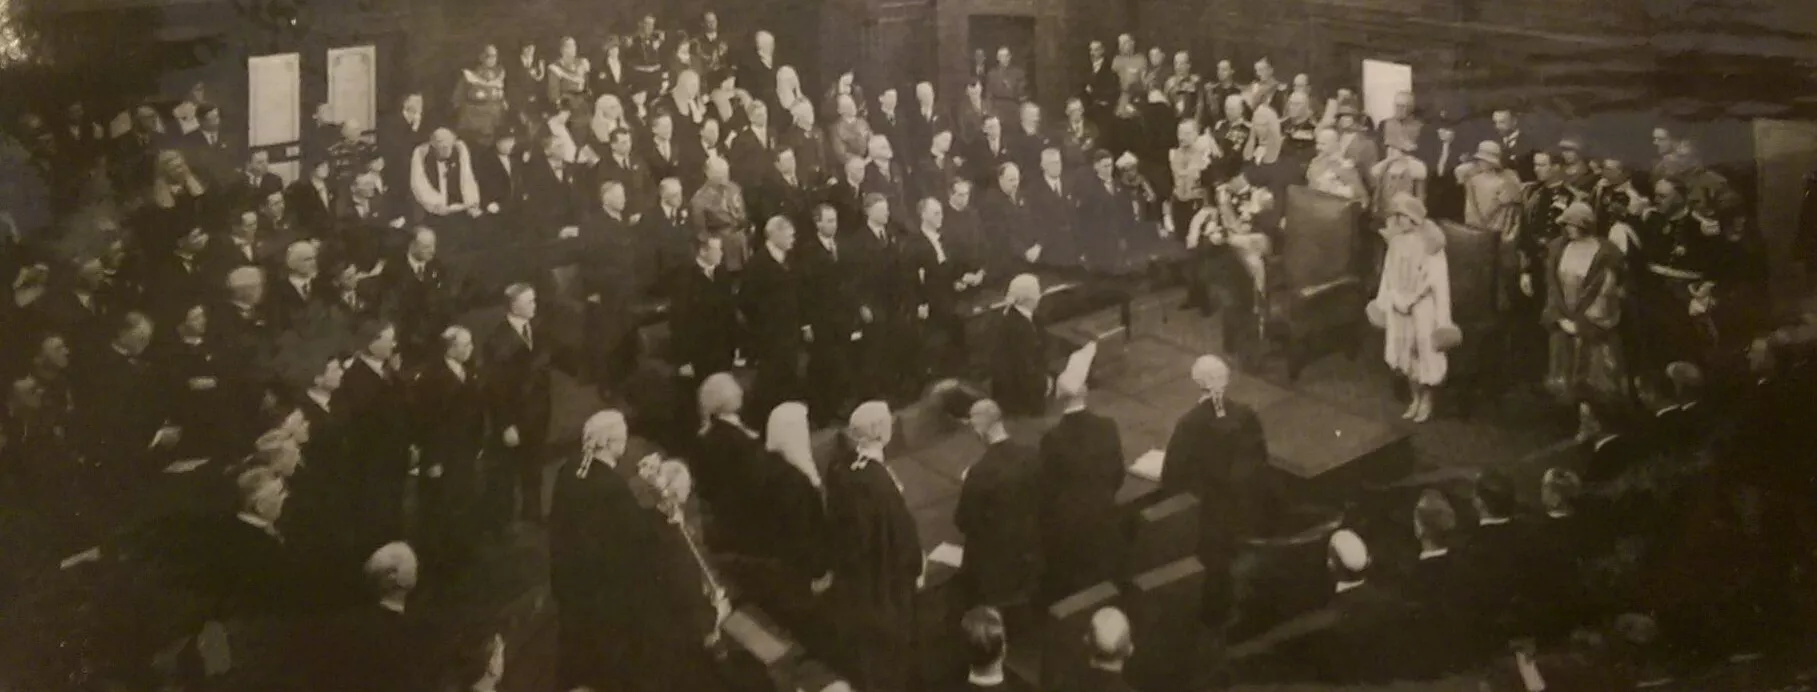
[248,52,302,182]
[1362,59,1413,127]
[327,45,378,134]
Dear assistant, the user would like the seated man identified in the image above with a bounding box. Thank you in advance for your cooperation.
[934,606,1030,691]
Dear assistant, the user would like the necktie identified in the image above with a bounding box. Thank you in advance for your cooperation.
[827,239,838,261]
[414,263,424,281]
[1213,395,1227,418]
[520,322,533,349]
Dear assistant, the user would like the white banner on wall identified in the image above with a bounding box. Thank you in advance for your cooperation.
[247,52,301,181]
[327,45,378,133]
[1362,59,1413,126]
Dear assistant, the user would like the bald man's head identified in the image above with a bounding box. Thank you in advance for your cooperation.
[1087,607,1134,667]
[1007,273,1041,309]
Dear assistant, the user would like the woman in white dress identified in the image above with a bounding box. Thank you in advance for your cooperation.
[1368,193,1458,422]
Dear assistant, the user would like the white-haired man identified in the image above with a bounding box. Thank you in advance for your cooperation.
[990,274,1051,416]
[1160,354,1268,630]
[1287,530,1406,684]
[548,409,652,690]
[826,400,923,692]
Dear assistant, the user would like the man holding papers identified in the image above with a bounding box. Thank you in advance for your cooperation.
[1035,340,1126,605]
[1160,354,1269,630]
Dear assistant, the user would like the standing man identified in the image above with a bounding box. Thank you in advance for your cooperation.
[481,283,553,529]
[1160,355,1269,631]
[378,228,451,368]
[1492,109,1535,183]
[1110,35,1146,96]
[795,204,858,425]
[985,47,1029,126]
[990,274,1050,417]
[956,398,1043,612]
[582,181,643,395]
[669,234,740,430]
[1083,40,1119,124]
[742,215,809,422]
[549,410,653,690]
[336,319,413,545]
[412,325,487,568]
[688,157,751,272]
[1036,342,1123,605]
[849,194,911,402]
[904,197,981,380]
[825,401,924,692]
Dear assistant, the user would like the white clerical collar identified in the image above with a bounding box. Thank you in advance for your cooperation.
[1419,547,1448,560]
[1480,516,1510,526]
[1335,579,1366,594]
[968,669,1006,686]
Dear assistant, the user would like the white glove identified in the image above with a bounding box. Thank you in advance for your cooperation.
[1024,245,1042,263]
[1519,274,1534,297]
[559,226,581,239]
[503,426,520,448]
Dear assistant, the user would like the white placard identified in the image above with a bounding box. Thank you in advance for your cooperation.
[247,53,300,149]
[1362,59,1413,126]
[327,45,377,132]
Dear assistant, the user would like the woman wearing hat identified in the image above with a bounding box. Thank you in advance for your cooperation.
[1368,193,1458,422]
[1542,201,1627,402]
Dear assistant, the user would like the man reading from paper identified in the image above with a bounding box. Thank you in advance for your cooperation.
[1036,340,1126,606]
[1160,355,1270,631]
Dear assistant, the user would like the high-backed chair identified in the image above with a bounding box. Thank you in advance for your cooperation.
[1266,185,1369,381]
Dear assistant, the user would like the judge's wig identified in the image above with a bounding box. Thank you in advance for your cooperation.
[846,400,893,447]
[697,372,743,420]
[765,402,820,487]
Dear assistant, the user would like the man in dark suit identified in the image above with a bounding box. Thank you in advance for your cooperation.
[902,197,978,380]
[1455,469,1536,655]
[825,401,923,692]
[739,31,781,113]
[1024,147,1079,268]
[828,157,871,233]
[412,325,487,567]
[956,398,1042,610]
[480,283,553,528]
[227,150,288,216]
[1283,531,1411,685]
[794,204,858,425]
[847,193,914,402]
[594,127,656,211]
[668,234,739,389]
[287,160,338,239]
[519,134,585,241]
[376,228,452,367]
[334,171,405,270]
[862,135,913,224]
[181,104,237,185]
[781,102,833,188]
[752,148,817,232]
[989,274,1049,417]
[1491,109,1536,183]
[1402,490,1474,679]
[473,129,523,219]
[310,542,440,692]
[904,82,948,166]
[1082,40,1120,124]
[335,319,414,544]
[727,101,781,191]
[378,93,434,207]
[1037,343,1124,605]
[141,225,212,323]
[1006,103,1054,177]
[870,88,904,154]
[914,129,963,209]
[268,240,327,334]
[741,216,808,422]
[37,255,114,363]
[641,178,696,283]
[202,210,272,288]
[967,116,1014,187]
[1423,115,1465,222]
[79,312,179,472]
[581,181,644,393]
[644,112,686,192]
[1160,354,1268,629]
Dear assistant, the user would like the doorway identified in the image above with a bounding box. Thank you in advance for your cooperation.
[969,15,1036,91]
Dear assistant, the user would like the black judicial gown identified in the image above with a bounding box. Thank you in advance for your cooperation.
[548,456,652,690]
[1160,397,1269,623]
[955,439,1043,608]
[824,444,923,692]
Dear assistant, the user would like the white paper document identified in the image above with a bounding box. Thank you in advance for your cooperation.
[1128,450,1166,481]
[928,542,965,568]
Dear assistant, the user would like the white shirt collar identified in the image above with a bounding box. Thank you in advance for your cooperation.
[968,669,1006,686]
[768,243,788,264]
[1418,547,1448,560]
[308,388,333,411]
[1480,516,1510,526]
[1063,401,1088,414]
[1546,509,1572,519]
[359,353,386,374]
[1013,304,1034,321]
[446,357,466,378]
[1335,578,1366,594]
[506,314,531,332]
[237,511,278,535]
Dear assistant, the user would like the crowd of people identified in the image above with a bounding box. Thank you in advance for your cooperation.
[0,5,1811,692]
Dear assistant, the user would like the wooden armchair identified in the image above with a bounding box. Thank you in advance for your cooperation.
[1436,220,1503,418]
[1264,186,1369,381]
